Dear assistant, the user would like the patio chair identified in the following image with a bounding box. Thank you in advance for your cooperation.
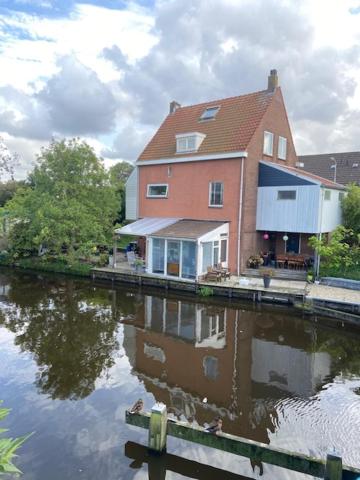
[205,266,222,282]
[215,263,231,280]
[126,251,136,268]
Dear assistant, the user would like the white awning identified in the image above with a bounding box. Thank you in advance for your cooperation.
[115,217,180,236]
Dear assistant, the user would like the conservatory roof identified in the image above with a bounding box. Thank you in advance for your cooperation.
[115,217,180,236]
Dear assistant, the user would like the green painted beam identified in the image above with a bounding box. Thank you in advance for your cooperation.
[126,411,360,479]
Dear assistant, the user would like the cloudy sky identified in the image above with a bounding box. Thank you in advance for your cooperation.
[1,0,360,178]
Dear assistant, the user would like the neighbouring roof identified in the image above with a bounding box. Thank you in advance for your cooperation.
[260,161,346,190]
[299,152,360,186]
[138,89,277,161]
[151,220,227,239]
[115,217,179,236]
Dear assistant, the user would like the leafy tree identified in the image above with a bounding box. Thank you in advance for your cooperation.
[7,139,118,259]
[0,137,19,180]
[342,184,360,235]
[0,402,31,475]
[0,180,24,208]
[109,161,134,224]
[309,225,360,276]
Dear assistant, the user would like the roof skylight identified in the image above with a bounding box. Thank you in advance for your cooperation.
[200,106,220,121]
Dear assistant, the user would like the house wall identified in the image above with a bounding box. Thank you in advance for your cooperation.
[138,159,242,272]
[320,188,343,232]
[135,88,298,273]
[256,185,321,233]
[240,88,298,268]
[125,167,138,220]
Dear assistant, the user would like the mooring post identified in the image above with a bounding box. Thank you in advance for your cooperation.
[148,403,167,454]
[324,453,342,480]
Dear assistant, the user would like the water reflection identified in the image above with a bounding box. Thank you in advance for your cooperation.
[122,293,360,457]
[0,273,120,400]
[0,271,359,479]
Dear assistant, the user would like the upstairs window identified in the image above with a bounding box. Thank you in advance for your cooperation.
[147,184,168,198]
[209,182,223,207]
[200,106,220,121]
[278,190,296,200]
[176,132,206,153]
[324,190,331,201]
[278,136,287,160]
[263,131,274,156]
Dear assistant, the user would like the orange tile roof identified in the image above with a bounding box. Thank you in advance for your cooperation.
[138,89,276,161]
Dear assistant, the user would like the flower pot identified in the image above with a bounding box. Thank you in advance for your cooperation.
[263,276,271,288]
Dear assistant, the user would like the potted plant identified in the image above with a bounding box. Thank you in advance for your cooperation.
[134,258,144,273]
[262,268,274,288]
[247,255,264,269]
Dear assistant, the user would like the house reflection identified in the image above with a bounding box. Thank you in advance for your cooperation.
[123,294,332,445]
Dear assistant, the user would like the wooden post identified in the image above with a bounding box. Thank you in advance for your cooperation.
[148,403,167,454]
[324,453,342,480]
[113,235,117,268]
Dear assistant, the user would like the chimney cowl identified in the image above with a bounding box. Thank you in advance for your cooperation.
[170,100,181,114]
[267,69,279,92]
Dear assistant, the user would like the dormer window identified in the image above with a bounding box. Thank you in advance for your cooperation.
[176,132,206,153]
[200,106,220,121]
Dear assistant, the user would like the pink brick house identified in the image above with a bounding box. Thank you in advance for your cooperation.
[119,70,344,280]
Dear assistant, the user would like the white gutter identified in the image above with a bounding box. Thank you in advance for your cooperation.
[137,151,248,166]
[237,157,245,276]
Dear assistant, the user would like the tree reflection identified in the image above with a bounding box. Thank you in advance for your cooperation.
[0,274,119,400]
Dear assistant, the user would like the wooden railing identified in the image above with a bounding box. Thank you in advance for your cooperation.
[126,405,360,480]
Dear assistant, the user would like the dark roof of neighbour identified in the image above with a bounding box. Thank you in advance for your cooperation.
[261,161,346,190]
[299,152,360,186]
[151,220,227,239]
[138,89,277,161]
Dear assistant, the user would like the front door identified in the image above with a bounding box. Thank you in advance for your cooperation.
[286,233,300,254]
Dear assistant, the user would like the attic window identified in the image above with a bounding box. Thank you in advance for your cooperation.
[200,106,220,121]
[176,132,206,153]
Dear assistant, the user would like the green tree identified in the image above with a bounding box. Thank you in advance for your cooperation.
[109,161,134,224]
[7,139,118,259]
[0,181,24,208]
[0,137,19,180]
[342,184,360,235]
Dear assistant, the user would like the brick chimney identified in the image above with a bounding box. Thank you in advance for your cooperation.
[267,69,279,92]
[169,100,181,114]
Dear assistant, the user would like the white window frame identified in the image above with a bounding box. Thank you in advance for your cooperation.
[176,132,206,154]
[263,131,274,156]
[199,106,220,121]
[209,182,224,207]
[147,183,169,198]
[324,190,331,201]
[278,136,287,160]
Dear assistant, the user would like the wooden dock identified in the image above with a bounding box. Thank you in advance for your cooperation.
[126,405,360,479]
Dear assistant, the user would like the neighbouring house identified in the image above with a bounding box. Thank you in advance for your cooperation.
[119,70,345,281]
[298,152,360,186]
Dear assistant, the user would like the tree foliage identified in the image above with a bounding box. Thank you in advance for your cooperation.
[0,137,19,180]
[342,184,360,235]
[309,225,360,276]
[7,139,118,258]
[0,181,24,208]
[109,161,134,224]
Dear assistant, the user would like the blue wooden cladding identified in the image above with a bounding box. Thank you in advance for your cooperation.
[258,162,315,187]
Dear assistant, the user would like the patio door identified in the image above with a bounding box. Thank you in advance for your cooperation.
[286,233,300,254]
[167,240,180,277]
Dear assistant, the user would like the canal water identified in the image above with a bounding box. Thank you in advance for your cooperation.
[0,271,359,480]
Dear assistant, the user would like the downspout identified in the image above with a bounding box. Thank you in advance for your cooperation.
[237,157,245,276]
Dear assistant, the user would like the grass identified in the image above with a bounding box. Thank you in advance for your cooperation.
[320,266,360,281]
[0,255,93,277]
